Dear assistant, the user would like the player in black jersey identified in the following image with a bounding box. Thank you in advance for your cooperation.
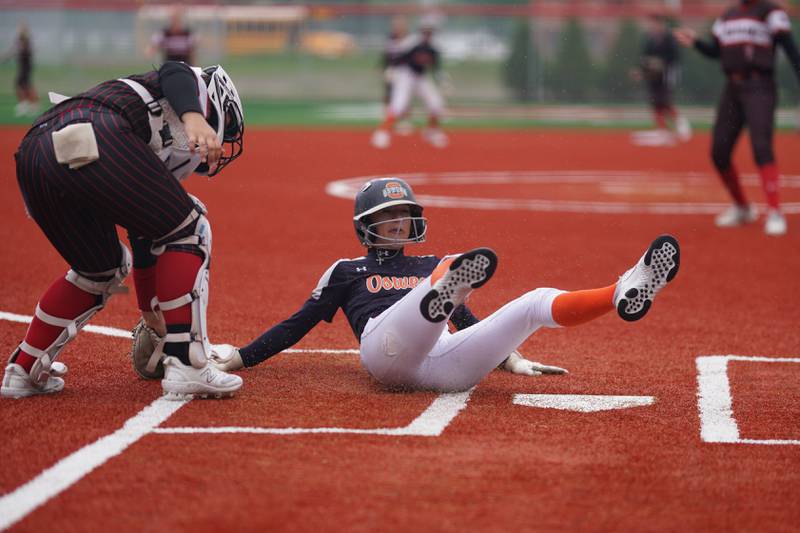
[146,6,197,64]
[3,22,39,117]
[212,178,681,393]
[630,10,691,145]
[675,0,800,235]
[2,61,245,399]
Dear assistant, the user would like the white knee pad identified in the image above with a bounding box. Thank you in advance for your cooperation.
[147,207,212,371]
[26,242,131,385]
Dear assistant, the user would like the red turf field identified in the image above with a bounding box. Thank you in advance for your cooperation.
[1,127,799,532]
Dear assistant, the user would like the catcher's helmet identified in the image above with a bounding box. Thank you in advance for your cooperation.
[197,65,244,177]
[353,178,427,247]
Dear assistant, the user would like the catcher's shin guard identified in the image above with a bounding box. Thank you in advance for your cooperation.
[147,208,213,372]
[26,243,131,385]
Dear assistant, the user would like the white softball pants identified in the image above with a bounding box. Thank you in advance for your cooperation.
[360,276,564,392]
[388,65,445,118]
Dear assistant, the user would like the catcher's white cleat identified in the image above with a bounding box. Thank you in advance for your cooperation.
[161,357,242,400]
[614,235,680,322]
[370,128,391,149]
[715,204,757,228]
[1,363,65,398]
[420,247,498,323]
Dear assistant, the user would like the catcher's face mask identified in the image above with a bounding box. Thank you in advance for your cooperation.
[197,65,244,177]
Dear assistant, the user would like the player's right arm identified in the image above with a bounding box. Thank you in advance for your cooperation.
[222,261,349,369]
[674,25,720,59]
[157,61,222,166]
[236,295,340,367]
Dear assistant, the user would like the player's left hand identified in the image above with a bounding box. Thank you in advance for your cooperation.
[501,351,568,376]
[182,111,222,170]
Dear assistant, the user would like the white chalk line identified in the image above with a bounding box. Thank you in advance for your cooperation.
[326,171,800,214]
[154,388,473,436]
[0,397,188,531]
[0,389,473,531]
[3,312,797,531]
[0,311,358,355]
[0,311,468,530]
[696,355,800,446]
[513,394,655,412]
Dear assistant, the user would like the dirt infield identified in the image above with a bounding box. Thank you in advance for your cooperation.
[1,127,798,532]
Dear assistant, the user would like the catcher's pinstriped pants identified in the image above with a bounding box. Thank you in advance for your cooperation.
[15,106,195,274]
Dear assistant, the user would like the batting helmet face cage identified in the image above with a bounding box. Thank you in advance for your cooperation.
[199,65,244,177]
[353,178,427,247]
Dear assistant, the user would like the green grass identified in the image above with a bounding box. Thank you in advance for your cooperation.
[2,58,797,130]
[0,95,661,129]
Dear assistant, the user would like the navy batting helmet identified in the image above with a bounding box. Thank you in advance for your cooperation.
[353,178,427,247]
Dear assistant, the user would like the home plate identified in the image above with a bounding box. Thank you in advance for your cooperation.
[513,394,655,412]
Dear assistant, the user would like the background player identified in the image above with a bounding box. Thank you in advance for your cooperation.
[381,16,414,136]
[146,5,197,65]
[371,18,449,149]
[630,10,691,146]
[211,178,680,393]
[675,0,800,236]
[2,60,245,399]
[2,21,40,117]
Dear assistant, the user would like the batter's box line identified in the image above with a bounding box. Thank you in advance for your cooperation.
[153,388,473,437]
[696,355,800,446]
[0,310,359,355]
[0,390,473,531]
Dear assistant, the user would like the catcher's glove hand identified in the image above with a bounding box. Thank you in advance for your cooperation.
[501,350,568,376]
[210,344,245,371]
[130,318,165,380]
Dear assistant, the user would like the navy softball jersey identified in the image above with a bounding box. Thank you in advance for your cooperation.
[239,248,479,367]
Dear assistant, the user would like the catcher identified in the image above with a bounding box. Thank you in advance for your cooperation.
[3,60,245,399]
[205,178,680,393]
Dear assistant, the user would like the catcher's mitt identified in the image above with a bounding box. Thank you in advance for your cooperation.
[130,318,165,380]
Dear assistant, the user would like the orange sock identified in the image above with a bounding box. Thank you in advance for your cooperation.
[551,284,616,327]
[430,256,455,285]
